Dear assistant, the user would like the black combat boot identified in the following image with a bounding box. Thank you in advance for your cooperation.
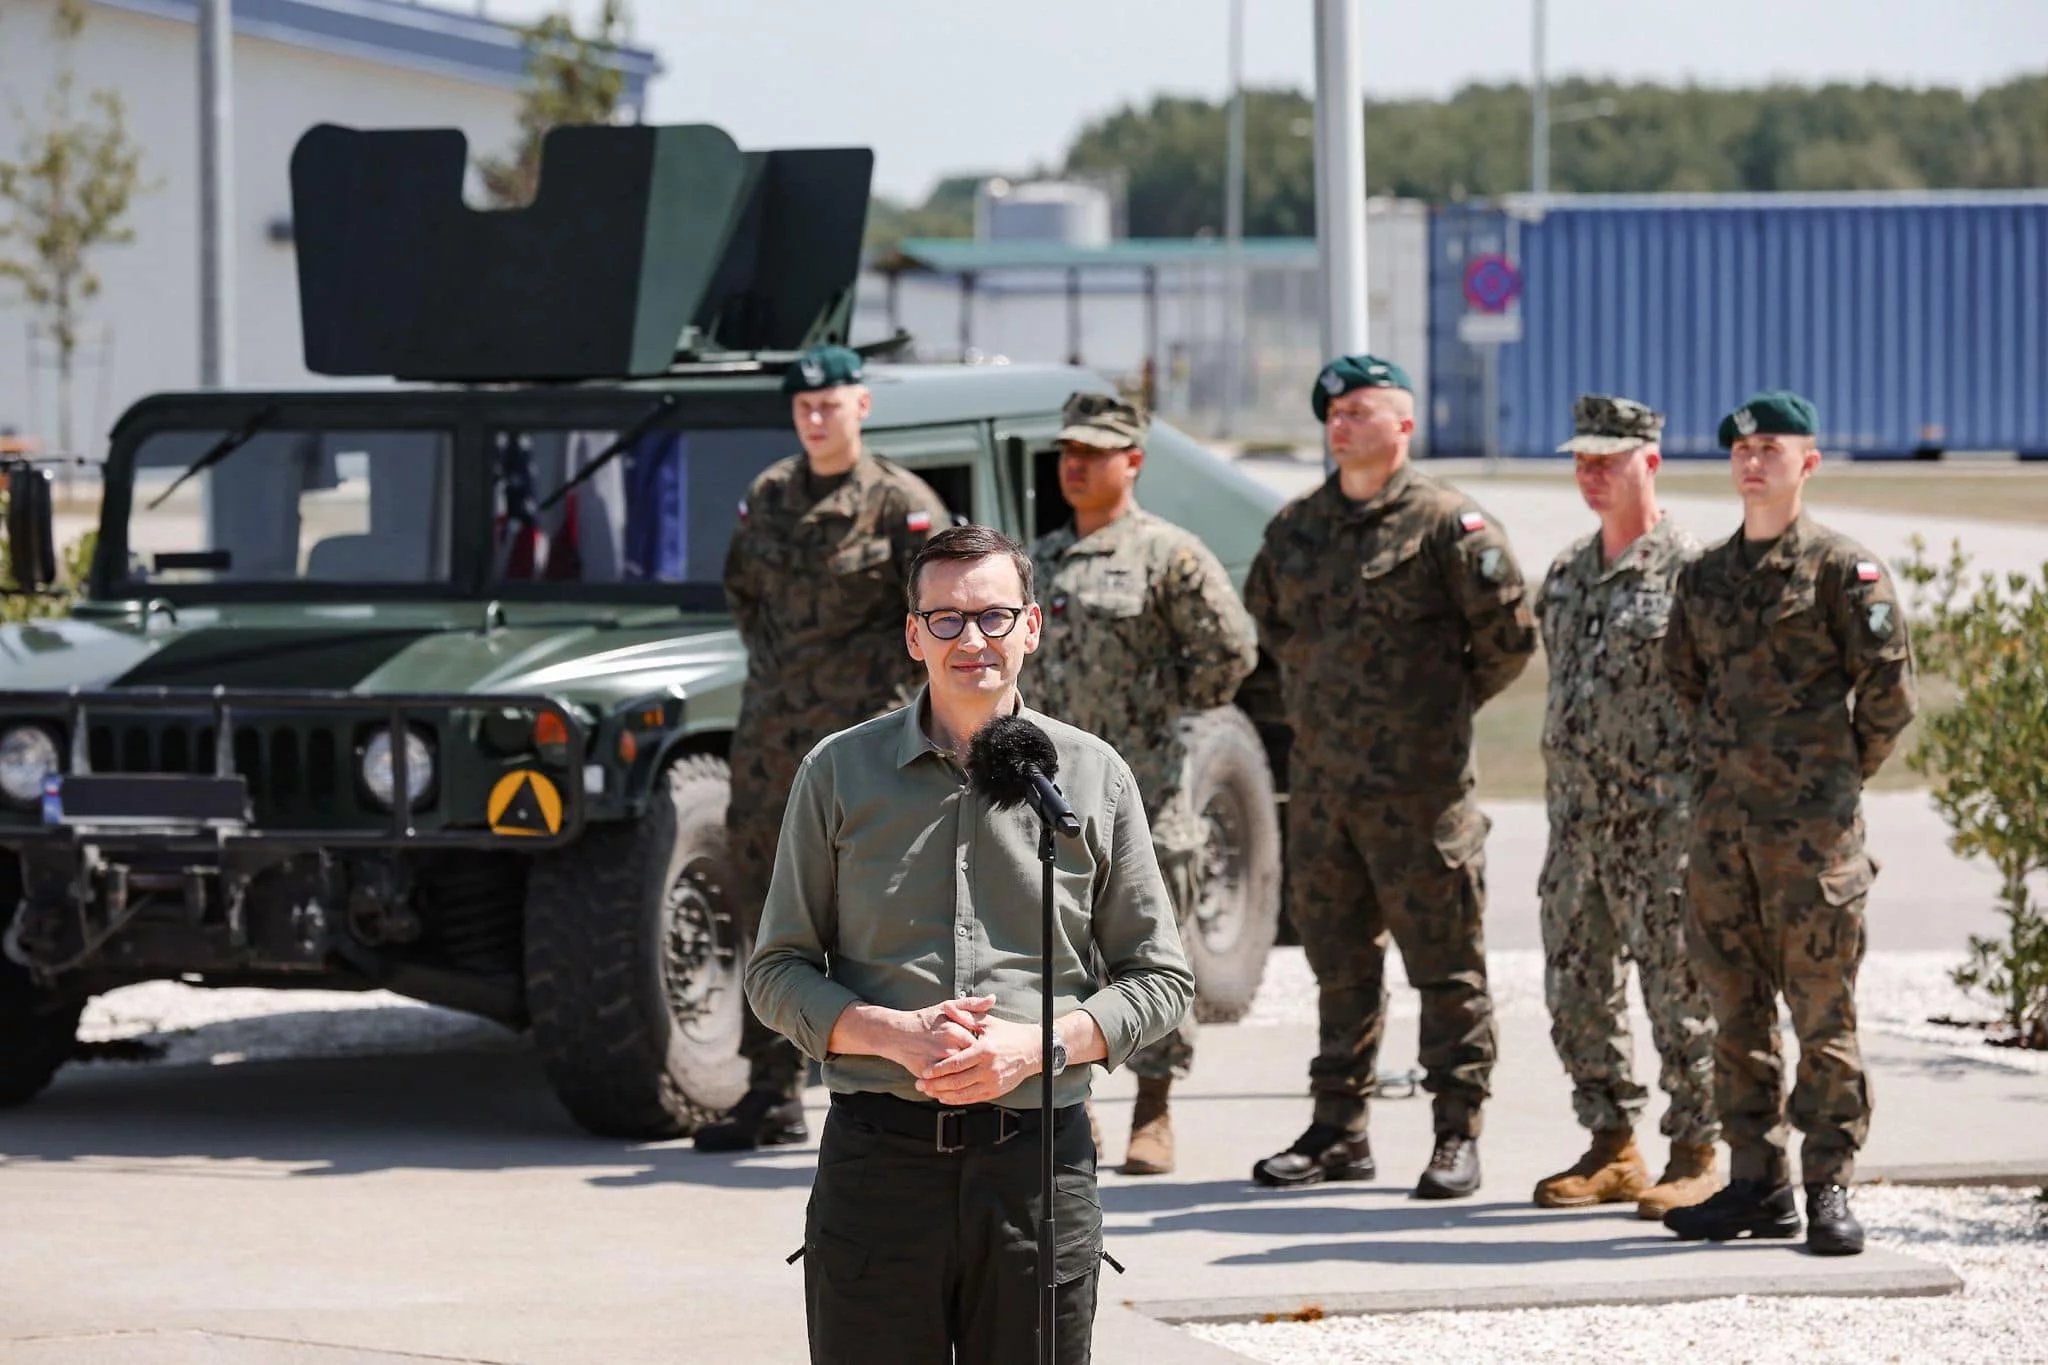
[693,1087,808,1152]
[1663,1178,1801,1241]
[1413,1132,1481,1200]
[1805,1182,1866,1256]
[1251,1123,1376,1187]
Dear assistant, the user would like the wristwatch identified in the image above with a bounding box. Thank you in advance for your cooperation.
[1046,1034,1068,1077]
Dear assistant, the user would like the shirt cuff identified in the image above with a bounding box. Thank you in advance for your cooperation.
[1076,991,1140,1073]
[784,979,866,1062]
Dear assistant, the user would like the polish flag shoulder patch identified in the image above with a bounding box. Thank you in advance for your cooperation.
[736,499,749,521]
[906,510,933,533]
[1459,510,1487,533]
[1855,560,1882,583]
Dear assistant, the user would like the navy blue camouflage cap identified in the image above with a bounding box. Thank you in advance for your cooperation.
[1719,389,1819,448]
[1312,353,1413,422]
[781,343,865,396]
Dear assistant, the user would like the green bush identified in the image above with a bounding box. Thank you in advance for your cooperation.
[1901,537,2048,1047]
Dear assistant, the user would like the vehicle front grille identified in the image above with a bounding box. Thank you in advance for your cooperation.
[87,719,349,817]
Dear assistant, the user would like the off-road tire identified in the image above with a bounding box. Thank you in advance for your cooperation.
[0,856,83,1108]
[1181,707,1283,1024]
[524,756,748,1139]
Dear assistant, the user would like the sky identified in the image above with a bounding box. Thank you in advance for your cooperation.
[479,0,2048,202]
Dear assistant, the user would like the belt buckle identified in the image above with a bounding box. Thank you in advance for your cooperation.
[994,1108,1020,1146]
[935,1108,969,1154]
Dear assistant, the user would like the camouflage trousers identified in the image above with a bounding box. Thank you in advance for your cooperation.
[1538,806,1719,1147]
[729,723,813,1100]
[1287,789,1496,1138]
[1125,840,1199,1082]
[1687,802,1876,1186]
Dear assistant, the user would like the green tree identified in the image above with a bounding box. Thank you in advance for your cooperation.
[1902,539,2048,1049]
[0,0,149,457]
[476,0,632,209]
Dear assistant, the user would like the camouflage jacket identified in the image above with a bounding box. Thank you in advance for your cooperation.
[723,449,949,729]
[1029,507,1259,848]
[1539,517,1701,822]
[1244,465,1537,797]
[1664,512,1917,820]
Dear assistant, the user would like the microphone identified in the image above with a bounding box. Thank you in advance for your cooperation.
[966,715,1082,838]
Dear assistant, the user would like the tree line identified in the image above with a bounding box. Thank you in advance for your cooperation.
[868,74,2048,248]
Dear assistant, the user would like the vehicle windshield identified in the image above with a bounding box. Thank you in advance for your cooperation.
[489,426,790,586]
[123,428,454,586]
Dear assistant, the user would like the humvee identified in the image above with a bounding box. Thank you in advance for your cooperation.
[0,122,1289,1140]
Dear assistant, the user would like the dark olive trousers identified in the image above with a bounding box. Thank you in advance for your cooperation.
[803,1097,1103,1365]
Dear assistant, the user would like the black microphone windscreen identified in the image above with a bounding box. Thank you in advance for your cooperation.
[965,714,1060,810]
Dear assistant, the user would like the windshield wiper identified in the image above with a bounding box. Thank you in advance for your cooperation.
[535,394,678,513]
[146,405,281,510]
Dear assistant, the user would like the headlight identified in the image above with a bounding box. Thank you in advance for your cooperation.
[360,728,434,809]
[0,726,60,805]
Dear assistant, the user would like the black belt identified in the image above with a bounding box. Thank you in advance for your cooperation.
[830,1090,1073,1155]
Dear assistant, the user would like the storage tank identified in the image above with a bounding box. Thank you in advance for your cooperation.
[1429,192,2048,460]
[976,179,1115,247]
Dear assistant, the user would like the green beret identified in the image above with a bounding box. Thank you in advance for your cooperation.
[1312,354,1412,422]
[1719,390,1819,448]
[781,344,864,396]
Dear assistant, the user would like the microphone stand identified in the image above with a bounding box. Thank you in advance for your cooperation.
[1036,816,1057,1365]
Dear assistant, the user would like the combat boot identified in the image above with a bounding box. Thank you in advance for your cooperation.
[1533,1128,1650,1209]
[1637,1141,1724,1220]
[1252,1122,1376,1187]
[1662,1178,1800,1241]
[693,1087,807,1152]
[1414,1132,1481,1200]
[1121,1076,1176,1176]
[1805,1182,1866,1256]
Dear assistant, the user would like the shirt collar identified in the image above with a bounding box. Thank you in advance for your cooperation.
[1328,462,1413,520]
[1596,515,1675,583]
[892,685,1033,769]
[1064,506,1145,556]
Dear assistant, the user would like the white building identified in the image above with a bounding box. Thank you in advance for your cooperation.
[0,0,658,458]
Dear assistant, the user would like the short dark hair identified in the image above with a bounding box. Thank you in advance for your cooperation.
[907,524,1035,610]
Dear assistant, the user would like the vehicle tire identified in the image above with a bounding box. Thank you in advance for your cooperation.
[1180,707,1283,1024]
[524,756,749,1139]
[0,856,83,1108]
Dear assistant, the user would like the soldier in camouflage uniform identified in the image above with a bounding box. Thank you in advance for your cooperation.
[1028,392,1259,1176]
[1244,354,1536,1200]
[1531,395,1722,1221]
[1661,390,1916,1256]
[698,344,953,1152]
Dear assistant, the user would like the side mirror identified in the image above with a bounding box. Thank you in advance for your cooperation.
[5,463,57,592]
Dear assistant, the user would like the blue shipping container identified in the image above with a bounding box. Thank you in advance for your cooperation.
[1428,193,2048,460]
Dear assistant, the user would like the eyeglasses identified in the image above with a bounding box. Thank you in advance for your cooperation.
[912,606,1027,640]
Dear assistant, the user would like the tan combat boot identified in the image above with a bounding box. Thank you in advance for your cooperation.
[1532,1128,1651,1208]
[1637,1141,1724,1220]
[1121,1077,1175,1175]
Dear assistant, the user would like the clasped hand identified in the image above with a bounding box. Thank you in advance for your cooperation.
[888,995,1045,1106]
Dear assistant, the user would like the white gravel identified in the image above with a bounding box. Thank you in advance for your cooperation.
[1187,1184,2048,1365]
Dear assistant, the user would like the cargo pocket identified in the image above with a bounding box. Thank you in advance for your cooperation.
[1052,1166,1104,1287]
[1431,804,1492,871]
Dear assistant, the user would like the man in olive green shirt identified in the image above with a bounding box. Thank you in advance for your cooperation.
[747,524,1194,1365]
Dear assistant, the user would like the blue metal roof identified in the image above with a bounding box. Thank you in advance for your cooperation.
[93,0,661,100]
